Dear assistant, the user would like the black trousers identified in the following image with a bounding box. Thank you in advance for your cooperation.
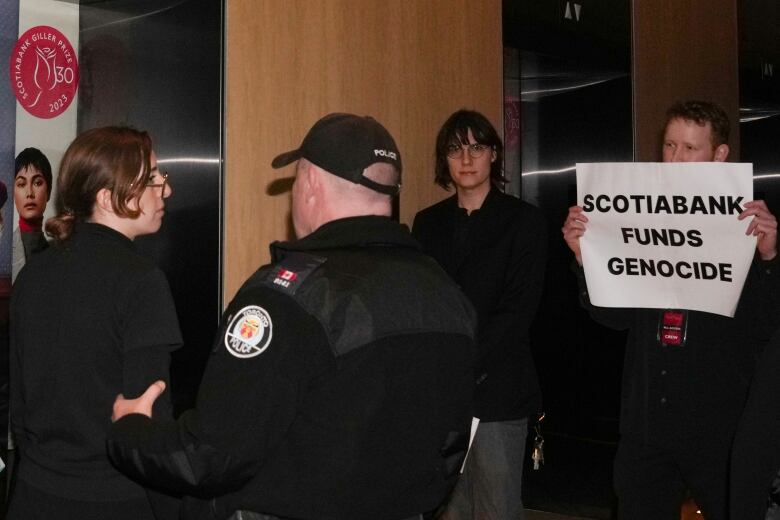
[7,478,155,520]
[614,435,730,520]
[730,334,780,520]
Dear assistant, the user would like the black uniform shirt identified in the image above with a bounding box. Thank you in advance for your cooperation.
[109,216,477,520]
[11,222,181,501]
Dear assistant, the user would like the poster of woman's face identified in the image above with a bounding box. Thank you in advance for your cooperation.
[13,149,51,225]
[11,148,53,283]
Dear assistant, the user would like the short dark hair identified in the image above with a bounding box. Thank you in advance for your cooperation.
[15,147,53,198]
[665,100,730,147]
[434,110,505,190]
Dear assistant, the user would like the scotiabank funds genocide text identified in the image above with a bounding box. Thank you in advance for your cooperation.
[583,193,743,283]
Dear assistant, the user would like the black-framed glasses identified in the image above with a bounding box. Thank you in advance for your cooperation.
[146,170,169,197]
[446,143,490,160]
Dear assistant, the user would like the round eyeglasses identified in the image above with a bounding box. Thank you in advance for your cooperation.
[146,171,169,197]
[446,143,490,160]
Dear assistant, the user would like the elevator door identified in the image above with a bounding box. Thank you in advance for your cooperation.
[504,0,632,517]
[78,0,222,410]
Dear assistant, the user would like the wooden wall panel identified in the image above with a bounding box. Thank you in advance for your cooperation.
[632,0,739,161]
[224,0,502,301]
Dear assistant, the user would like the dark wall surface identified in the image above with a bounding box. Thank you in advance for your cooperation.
[78,0,222,412]
[504,1,631,516]
[0,2,20,511]
[739,0,780,217]
[504,0,631,441]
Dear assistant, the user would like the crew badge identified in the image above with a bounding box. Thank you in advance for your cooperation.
[224,305,273,358]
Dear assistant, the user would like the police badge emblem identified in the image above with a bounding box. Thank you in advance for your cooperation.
[224,305,273,358]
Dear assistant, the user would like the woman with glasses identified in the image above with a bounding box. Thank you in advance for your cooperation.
[412,110,547,520]
[8,127,180,520]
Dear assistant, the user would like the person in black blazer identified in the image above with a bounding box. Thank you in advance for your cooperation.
[413,110,547,520]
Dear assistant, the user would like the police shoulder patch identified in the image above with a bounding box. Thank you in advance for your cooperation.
[224,305,273,359]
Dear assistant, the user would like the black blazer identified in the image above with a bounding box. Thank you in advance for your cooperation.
[413,188,547,421]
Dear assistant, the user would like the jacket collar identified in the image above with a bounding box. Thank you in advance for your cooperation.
[270,215,418,262]
[73,222,135,250]
[448,185,501,217]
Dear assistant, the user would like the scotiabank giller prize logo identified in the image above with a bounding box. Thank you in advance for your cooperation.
[9,25,79,119]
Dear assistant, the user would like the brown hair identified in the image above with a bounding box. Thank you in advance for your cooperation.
[45,127,153,242]
[665,100,730,147]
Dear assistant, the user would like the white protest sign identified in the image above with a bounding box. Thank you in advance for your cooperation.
[577,162,755,317]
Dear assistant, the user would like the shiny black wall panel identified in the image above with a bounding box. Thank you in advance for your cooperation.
[504,0,632,516]
[739,0,780,238]
[504,0,631,439]
[77,0,222,410]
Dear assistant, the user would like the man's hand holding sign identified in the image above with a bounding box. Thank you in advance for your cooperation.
[740,199,778,262]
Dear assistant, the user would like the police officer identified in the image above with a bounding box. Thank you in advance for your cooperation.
[108,113,477,520]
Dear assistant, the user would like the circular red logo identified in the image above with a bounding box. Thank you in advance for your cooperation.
[8,25,79,119]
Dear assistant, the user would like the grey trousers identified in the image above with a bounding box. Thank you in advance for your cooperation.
[439,418,529,520]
